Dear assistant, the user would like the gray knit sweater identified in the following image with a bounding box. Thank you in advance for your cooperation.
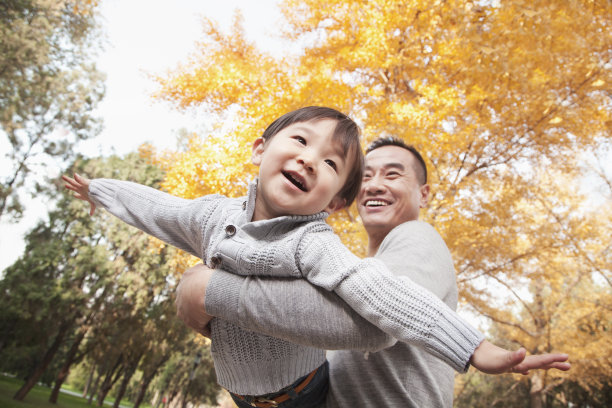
[207,221,459,407]
[89,178,483,395]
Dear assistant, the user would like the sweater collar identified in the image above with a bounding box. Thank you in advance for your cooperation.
[246,178,329,224]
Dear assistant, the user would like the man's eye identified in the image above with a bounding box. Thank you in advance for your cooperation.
[294,136,306,145]
[363,174,372,180]
[386,172,400,178]
[325,159,337,171]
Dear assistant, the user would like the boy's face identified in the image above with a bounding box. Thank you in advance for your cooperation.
[251,119,350,221]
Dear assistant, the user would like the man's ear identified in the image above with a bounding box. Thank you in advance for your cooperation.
[419,184,431,208]
[251,138,265,166]
[325,195,346,215]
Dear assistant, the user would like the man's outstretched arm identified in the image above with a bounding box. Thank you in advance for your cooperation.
[177,264,396,351]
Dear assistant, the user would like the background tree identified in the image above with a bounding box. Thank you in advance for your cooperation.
[0,153,219,405]
[0,187,110,400]
[151,343,219,408]
[0,0,105,221]
[152,1,611,406]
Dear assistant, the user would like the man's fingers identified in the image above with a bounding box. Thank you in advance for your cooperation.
[175,264,214,337]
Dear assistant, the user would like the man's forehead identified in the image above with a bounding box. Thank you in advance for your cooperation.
[365,145,414,169]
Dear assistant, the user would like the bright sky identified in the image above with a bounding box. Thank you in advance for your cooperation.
[0,0,284,271]
[81,0,285,157]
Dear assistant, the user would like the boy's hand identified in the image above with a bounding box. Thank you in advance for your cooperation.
[176,264,214,337]
[62,173,96,215]
[470,340,571,375]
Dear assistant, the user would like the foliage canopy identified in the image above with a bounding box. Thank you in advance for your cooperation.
[152,1,611,405]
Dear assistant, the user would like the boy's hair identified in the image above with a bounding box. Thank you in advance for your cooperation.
[262,106,364,207]
[366,137,428,185]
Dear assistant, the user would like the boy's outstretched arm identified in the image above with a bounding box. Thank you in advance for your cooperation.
[470,340,570,375]
[62,174,96,215]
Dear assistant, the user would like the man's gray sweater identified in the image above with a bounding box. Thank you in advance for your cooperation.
[89,178,483,395]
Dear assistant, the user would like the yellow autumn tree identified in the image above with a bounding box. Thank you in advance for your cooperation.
[150,1,611,405]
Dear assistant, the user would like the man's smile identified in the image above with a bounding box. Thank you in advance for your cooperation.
[282,170,308,192]
[364,199,391,207]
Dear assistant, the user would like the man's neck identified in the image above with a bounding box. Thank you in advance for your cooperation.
[366,218,420,256]
[367,230,387,257]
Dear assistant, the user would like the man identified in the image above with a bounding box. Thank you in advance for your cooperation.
[326,137,457,406]
[177,137,569,407]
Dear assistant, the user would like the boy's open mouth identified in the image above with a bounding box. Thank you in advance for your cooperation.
[282,171,307,192]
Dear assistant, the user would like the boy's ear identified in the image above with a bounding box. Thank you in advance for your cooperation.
[251,138,265,166]
[324,195,346,215]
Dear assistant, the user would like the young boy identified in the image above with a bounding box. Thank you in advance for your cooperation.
[64,106,569,408]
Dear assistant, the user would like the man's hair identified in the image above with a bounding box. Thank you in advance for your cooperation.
[366,137,427,185]
[261,106,364,207]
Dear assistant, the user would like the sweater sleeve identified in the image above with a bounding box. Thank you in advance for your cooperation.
[297,227,485,373]
[89,178,219,259]
[205,270,396,351]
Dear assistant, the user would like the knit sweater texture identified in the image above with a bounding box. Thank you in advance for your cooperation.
[207,221,459,407]
[327,221,458,407]
[89,178,484,395]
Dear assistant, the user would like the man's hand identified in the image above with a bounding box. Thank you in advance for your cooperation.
[470,340,571,375]
[176,264,214,337]
[62,173,96,215]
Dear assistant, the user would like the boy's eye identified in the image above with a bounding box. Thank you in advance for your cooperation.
[325,159,337,171]
[294,136,306,145]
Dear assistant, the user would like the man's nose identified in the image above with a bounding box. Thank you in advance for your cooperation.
[362,175,386,194]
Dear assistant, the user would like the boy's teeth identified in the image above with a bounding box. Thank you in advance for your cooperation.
[283,171,306,191]
[366,200,388,207]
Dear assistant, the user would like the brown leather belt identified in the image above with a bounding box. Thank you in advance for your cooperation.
[232,366,319,408]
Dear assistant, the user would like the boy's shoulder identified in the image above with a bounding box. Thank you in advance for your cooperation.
[296,217,339,243]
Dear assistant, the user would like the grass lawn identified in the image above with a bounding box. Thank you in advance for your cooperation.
[0,375,142,408]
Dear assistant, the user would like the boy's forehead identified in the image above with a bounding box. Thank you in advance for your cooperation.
[289,118,338,131]
[286,120,344,149]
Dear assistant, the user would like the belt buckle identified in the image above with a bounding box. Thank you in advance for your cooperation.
[254,397,279,407]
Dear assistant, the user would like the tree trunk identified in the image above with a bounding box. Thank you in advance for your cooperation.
[13,321,71,400]
[97,355,124,407]
[113,355,142,408]
[181,386,190,408]
[83,363,97,398]
[152,389,164,408]
[88,371,101,405]
[49,329,87,403]
[167,389,179,408]
[134,357,169,408]
[529,372,544,408]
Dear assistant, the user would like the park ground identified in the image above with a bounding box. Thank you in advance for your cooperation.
[0,375,136,408]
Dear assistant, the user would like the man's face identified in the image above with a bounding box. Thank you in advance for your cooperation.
[357,145,430,237]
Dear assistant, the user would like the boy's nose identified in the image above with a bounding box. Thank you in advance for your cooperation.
[297,156,315,173]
